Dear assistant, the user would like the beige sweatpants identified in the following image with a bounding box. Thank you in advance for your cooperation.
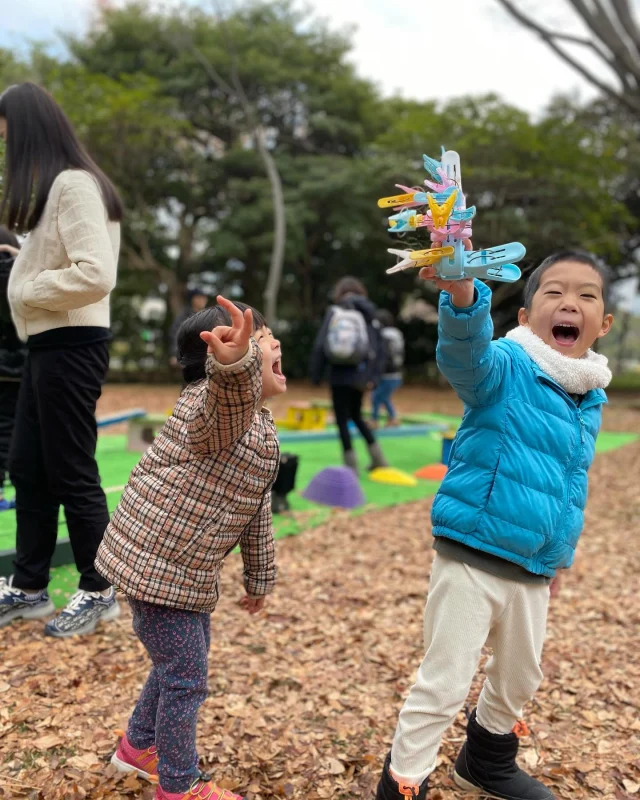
[390,553,550,785]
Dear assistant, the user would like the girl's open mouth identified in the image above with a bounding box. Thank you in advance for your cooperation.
[273,358,286,382]
[552,324,580,347]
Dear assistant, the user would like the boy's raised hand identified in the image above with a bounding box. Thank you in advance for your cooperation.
[419,239,475,309]
[199,295,253,365]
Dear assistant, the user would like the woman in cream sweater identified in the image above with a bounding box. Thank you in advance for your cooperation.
[0,83,122,637]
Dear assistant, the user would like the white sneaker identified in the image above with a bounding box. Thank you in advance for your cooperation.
[44,587,121,637]
[0,576,55,627]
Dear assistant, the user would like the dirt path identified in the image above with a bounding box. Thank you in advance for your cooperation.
[98,381,640,434]
[1,439,638,799]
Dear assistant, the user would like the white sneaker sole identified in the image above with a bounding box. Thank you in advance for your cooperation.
[45,600,122,638]
[454,770,487,793]
[453,770,515,799]
[110,751,158,783]
[0,599,55,627]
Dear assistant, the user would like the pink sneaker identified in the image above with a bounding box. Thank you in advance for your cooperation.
[110,729,159,783]
[154,777,244,800]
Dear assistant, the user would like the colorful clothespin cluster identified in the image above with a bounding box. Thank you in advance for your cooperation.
[378,147,526,283]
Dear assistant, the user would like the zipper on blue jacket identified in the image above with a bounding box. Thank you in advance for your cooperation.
[578,408,585,443]
[559,408,586,541]
[536,374,592,541]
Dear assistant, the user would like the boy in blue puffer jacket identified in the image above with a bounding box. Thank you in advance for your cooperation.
[376,250,614,800]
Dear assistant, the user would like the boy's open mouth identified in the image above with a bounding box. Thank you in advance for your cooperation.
[552,323,580,347]
[273,358,286,382]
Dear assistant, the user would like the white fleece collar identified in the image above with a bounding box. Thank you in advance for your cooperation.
[505,325,611,395]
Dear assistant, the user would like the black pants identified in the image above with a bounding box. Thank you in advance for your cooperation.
[8,342,111,592]
[0,379,20,487]
[331,384,376,453]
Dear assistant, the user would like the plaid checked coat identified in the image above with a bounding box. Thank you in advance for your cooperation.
[95,340,279,612]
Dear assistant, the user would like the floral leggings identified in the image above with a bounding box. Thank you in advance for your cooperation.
[127,598,211,792]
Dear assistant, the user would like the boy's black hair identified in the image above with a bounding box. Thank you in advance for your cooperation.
[177,301,266,384]
[524,250,612,311]
[376,309,395,327]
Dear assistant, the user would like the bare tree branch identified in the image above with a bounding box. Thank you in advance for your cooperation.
[610,0,640,57]
[565,0,640,81]
[494,0,640,113]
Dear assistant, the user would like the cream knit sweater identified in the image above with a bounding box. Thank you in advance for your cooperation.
[8,169,120,342]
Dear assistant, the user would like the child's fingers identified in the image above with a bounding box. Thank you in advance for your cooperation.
[216,295,245,329]
[239,308,253,342]
[463,239,473,251]
[419,266,436,281]
[200,326,232,344]
[199,330,224,352]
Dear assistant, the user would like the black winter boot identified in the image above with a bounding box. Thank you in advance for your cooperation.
[343,449,359,474]
[366,441,389,471]
[453,709,555,799]
[376,753,429,800]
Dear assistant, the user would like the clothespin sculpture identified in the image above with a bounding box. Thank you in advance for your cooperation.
[378,148,525,282]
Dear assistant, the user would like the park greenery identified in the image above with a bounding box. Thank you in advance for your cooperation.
[1,0,639,379]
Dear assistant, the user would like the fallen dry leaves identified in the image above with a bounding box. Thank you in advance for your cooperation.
[1,439,639,800]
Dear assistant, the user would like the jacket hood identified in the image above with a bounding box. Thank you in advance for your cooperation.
[338,293,377,322]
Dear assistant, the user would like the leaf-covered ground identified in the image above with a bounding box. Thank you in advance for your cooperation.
[1,431,639,800]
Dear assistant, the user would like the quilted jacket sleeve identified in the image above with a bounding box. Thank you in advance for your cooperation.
[239,492,277,597]
[436,280,510,408]
[186,338,263,455]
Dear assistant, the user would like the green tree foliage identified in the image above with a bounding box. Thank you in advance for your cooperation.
[0,1,637,378]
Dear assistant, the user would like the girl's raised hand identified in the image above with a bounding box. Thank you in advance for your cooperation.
[199,295,254,365]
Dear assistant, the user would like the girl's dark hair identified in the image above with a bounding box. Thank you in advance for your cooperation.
[0,225,19,248]
[524,250,612,311]
[376,309,395,327]
[177,302,266,384]
[0,82,124,231]
[333,276,367,302]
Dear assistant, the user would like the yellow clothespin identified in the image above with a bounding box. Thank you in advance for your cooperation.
[409,246,454,265]
[377,193,417,209]
[427,190,458,228]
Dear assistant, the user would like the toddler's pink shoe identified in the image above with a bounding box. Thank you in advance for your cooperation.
[154,776,244,800]
[110,729,159,783]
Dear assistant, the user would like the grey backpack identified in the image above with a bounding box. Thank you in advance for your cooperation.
[324,305,370,366]
[383,327,405,370]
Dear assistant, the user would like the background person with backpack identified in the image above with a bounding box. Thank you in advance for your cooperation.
[371,309,405,428]
[310,276,388,474]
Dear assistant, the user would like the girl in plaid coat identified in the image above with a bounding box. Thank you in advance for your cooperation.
[95,297,286,800]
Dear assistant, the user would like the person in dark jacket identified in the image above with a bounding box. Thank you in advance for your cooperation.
[169,289,209,369]
[310,276,388,473]
[0,226,25,509]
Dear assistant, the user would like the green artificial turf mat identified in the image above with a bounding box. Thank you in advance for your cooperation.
[590,431,639,452]
[3,423,638,608]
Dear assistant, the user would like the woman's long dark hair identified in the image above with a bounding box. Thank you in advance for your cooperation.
[0,82,123,231]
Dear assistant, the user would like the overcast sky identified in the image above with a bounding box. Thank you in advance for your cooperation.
[0,0,617,114]
[2,0,637,307]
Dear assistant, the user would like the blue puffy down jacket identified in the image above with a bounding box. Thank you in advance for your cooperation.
[431,280,606,578]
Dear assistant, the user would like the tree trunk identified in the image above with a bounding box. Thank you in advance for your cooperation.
[615,309,632,375]
[254,131,286,328]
